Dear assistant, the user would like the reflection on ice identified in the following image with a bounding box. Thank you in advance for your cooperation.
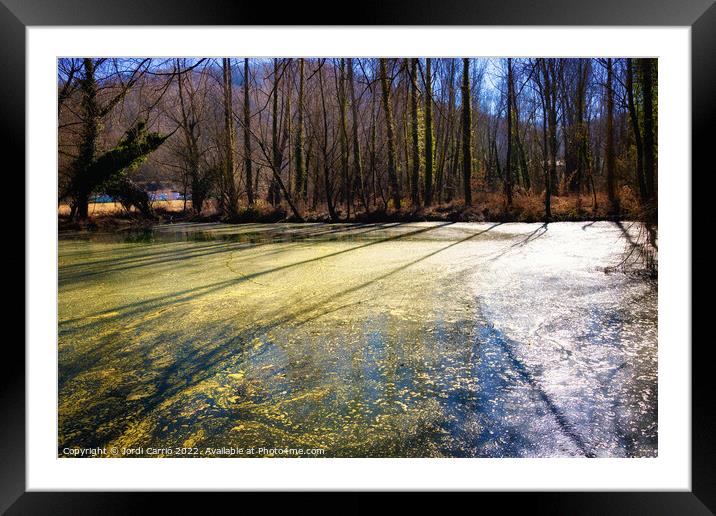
[58,221,657,457]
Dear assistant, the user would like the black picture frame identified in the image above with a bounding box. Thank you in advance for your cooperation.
[6,0,711,512]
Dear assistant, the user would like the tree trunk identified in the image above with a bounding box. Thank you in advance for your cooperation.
[371,93,379,208]
[424,58,434,207]
[402,66,410,201]
[461,58,472,206]
[570,59,589,194]
[337,59,350,219]
[640,58,656,207]
[176,59,205,215]
[268,59,282,206]
[244,58,254,205]
[409,58,421,207]
[318,60,338,221]
[537,59,555,221]
[222,58,238,218]
[505,58,514,205]
[541,85,551,221]
[347,58,367,212]
[605,57,617,208]
[294,58,305,201]
[547,61,559,197]
[73,58,100,220]
[379,58,401,210]
[626,58,646,203]
[513,82,530,190]
[436,60,456,204]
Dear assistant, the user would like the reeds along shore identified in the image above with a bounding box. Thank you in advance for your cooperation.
[59,188,649,233]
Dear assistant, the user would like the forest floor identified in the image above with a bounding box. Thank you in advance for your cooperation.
[58,188,645,232]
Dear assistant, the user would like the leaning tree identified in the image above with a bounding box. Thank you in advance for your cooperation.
[62,58,169,220]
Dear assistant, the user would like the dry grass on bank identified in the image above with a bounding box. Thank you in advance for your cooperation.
[350,186,642,223]
[58,186,644,227]
[57,200,189,217]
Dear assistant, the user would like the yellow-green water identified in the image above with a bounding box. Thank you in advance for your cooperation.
[58,222,657,457]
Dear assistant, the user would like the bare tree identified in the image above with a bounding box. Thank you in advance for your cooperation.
[379,58,401,210]
[220,58,239,218]
[244,58,254,205]
[409,58,421,206]
[337,59,350,218]
[317,59,339,221]
[173,58,211,214]
[505,58,514,206]
[626,58,646,203]
[640,58,656,207]
[605,57,617,208]
[294,58,306,201]
[64,58,164,220]
[58,57,657,225]
[423,58,434,207]
[346,58,367,211]
[461,58,472,206]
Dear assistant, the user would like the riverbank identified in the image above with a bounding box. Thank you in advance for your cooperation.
[59,188,648,232]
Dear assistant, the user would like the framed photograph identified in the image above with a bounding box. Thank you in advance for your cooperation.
[9,0,712,512]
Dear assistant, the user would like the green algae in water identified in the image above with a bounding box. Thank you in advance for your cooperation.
[58,222,657,458]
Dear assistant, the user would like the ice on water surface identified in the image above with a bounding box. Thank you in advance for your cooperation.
[58,221,657,457]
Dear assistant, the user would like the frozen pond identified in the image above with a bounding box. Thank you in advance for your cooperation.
[58,221,657,457]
